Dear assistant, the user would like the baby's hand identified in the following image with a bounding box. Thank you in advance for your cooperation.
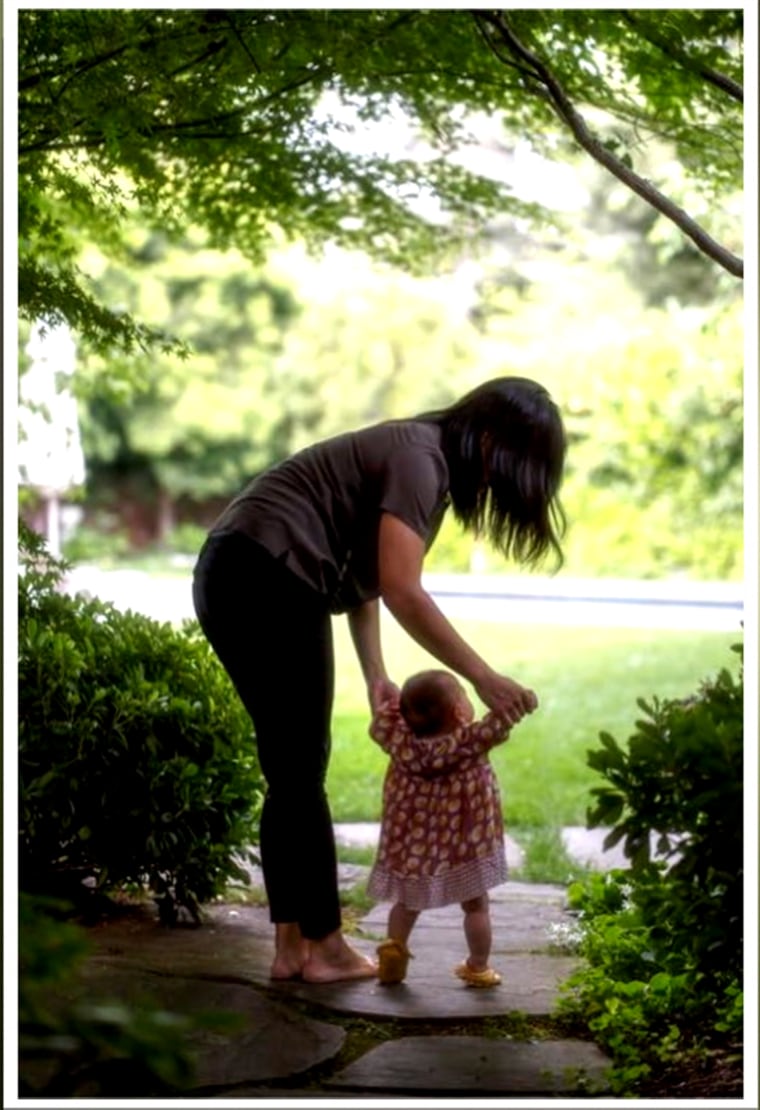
[369,677,400,714]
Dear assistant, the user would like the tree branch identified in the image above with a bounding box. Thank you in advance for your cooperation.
[220,12,261,74]
[19,42,132,92]
[473,11,743,278]
[166,38,229,80]
[19,23,225,95]
[621,10,743,104]
[19,120,270,157]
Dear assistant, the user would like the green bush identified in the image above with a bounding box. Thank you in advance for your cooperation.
[556,645,743,1094]
[18,520,264,922]
[586,644,743,983]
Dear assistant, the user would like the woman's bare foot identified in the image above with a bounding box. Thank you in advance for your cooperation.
[270,922,309,980]
[270,954,306,980]
[301,932,378,983]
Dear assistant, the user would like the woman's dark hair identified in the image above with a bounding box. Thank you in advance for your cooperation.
[421,377,567,569]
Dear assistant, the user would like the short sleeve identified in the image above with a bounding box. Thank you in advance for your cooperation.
[378,447,448,541]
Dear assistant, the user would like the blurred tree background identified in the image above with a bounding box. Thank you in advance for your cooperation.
[17,8,744,579]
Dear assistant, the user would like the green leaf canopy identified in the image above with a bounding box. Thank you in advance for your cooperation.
[18,8,743,352]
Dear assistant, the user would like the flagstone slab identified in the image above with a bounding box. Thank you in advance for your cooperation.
[80,894,580,1021]
[84,903,281,982]
[329,1034,612,1095]
[53,965,345,1090]
[275,952,579,1019]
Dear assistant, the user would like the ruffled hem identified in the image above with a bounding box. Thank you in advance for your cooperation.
[367,850,507,910]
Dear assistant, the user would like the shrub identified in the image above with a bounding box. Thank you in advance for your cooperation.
[557,644,743,1094]
[18,520,264,922]
[585,644,743,984]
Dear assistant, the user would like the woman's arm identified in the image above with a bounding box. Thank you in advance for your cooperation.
[346,598,398,712]
[378,512,537,726]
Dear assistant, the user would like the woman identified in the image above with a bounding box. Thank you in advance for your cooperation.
[192,376,566,983]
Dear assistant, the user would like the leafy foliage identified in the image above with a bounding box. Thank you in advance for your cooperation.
[18,520,264,922]
[559,872,742,1095]
[18,9,744,584]
[18,8,743,353]
[556,644,743,1094]
[586,644,743,981]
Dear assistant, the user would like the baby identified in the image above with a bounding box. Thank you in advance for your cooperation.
[367,669,514,987]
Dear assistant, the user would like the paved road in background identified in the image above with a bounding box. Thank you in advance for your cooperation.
[63,565,744,632]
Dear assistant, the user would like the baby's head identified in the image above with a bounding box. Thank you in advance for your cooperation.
[399,669,474,738]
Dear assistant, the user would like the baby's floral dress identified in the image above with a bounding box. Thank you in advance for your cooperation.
[366,697,510,909]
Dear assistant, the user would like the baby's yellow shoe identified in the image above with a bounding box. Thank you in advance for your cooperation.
[377,938,412,984]
[454,961,502,988]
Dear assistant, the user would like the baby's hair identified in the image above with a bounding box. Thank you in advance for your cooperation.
[400,669,459,737]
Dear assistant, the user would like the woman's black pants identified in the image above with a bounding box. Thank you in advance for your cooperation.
[192,531,341,940]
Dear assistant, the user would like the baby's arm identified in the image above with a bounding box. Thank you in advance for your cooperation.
[473,709,513,750]
[368,694,405,755]
[402,711,512,777]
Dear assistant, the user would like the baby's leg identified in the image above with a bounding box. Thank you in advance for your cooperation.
[388,902,419,946]
[460,893,491,972]
[377,902,419,984]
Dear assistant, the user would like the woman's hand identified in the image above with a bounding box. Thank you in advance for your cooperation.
[377,514,539,725]
[474,670,538,727]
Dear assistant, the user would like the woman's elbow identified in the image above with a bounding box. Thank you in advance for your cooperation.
[379,581,426,619]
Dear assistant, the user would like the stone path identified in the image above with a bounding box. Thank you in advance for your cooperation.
[20,829,619,1100]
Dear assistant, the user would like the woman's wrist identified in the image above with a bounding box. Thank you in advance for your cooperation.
[363,661,388,686]
[467,661,497,692]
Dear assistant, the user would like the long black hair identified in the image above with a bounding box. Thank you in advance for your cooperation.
[421,377,567,569]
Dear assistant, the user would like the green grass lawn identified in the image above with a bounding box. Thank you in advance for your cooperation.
[327,612,741,828]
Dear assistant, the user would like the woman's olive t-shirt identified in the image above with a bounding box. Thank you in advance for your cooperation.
[209,419,450,613]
